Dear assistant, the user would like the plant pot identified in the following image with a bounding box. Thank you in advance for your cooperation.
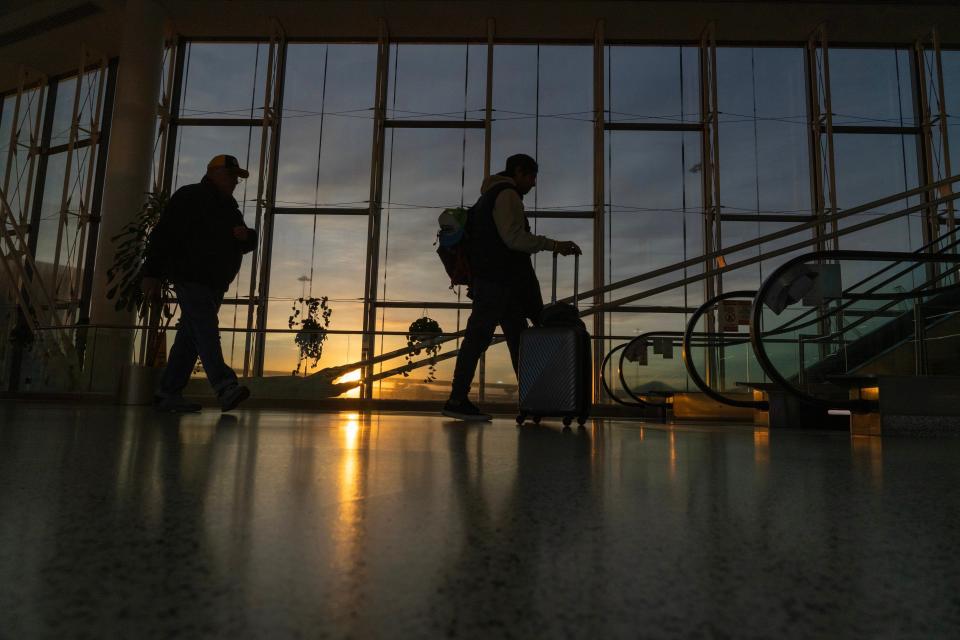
[118,363,162,406]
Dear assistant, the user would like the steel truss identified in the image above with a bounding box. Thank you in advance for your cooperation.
[915,28,955,239]
[0,67,81,385]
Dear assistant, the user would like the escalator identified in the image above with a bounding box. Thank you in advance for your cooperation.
[675,227,960,431]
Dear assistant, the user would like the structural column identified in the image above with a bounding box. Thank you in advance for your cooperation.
[86,0,166,392]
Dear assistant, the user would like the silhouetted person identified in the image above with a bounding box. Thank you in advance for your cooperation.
[143,155,256,412]
[443,154,581,421]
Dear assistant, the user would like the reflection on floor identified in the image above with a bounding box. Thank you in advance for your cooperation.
[1,404,959,638]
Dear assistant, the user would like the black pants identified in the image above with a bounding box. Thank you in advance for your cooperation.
[450,276,542,400]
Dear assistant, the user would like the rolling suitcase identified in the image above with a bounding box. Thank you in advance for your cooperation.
[516,253,592,428]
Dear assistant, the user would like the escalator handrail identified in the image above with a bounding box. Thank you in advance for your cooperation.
[615,329,754,408]
[601,343,646,408]
[682,291,769,410]
[757,230,960,341]
[750,250,960,410]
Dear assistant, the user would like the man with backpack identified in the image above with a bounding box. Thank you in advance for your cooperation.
[442,154,581,421]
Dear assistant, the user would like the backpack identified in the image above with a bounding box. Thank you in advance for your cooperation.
[436,206,471,288]
[436,183,521,289]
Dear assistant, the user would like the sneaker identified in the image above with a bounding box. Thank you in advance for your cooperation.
[219,384,250,412]
[442,398,491,421]
[154,395,202,413]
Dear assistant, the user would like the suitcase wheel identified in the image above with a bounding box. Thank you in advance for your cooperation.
[577,417,587,427]
[562,416,573,427]
[516,413,526,426]
[532,416,541,425]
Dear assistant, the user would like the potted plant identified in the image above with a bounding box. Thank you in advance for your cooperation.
[105,191,174,404]
[404,316,443,383]
[288,295,332,376]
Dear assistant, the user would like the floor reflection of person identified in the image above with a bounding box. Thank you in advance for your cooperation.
[434,423,595,635]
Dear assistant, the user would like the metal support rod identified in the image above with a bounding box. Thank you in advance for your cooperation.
[483,18,494,180]
[361,18,391,399]
[77,57,118,361]
[592,19,606,402]
[699,23,723,387]
[931,29,954,234]
[160,39,187,198]
[913,300,928,376]
[252,23,288,377]
[244,30,280,376]
[153,37,178,194]
[914,37,939,253]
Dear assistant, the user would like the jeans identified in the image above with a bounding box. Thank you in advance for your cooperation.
[450,276,543,400]
[158,281,238,398]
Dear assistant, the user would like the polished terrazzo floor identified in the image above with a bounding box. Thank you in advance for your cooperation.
[1,404,959,638]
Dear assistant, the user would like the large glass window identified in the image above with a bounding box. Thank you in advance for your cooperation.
[277,44,377,209]
[264,43,378,381]
[829,49,922,284]
[942,50,960,178]
[717,47,811,290]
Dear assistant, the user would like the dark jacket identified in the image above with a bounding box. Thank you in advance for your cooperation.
[143,177,257,291]
[466,178,543,320]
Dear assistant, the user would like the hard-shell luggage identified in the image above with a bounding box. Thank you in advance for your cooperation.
[516,254,591,427]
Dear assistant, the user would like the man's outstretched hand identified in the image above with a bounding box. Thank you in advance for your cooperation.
[554,240,582,256]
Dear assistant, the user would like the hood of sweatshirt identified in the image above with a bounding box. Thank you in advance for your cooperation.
[480,173,516,195]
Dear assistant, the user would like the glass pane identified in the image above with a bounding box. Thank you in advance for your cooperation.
[277,44,377,209]
[606,46,700,124]
[180,43,268,120]
[833,133,923,283]
[718,47,810,215]
[373,307,464,400]
[266,214,367,329]
[530,218,592,302]
[0,87,46,219]
[829,49,916,127]
[50,70,102,147]
[942,50,960,177]
[492,45,593,212]
[32,145,97,304]
[379,127,484,304]
[605,130,703,309]
[170,125,263,203]
[387,44,486,120]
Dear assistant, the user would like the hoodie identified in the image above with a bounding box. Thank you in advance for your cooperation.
[481,174,557,253]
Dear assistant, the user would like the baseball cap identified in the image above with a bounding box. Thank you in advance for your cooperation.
[207,154,249,178]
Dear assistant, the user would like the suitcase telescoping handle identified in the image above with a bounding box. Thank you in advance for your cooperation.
[550,251,579,308]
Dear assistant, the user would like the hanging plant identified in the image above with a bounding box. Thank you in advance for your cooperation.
[288,296,332,376]
[405,316,443,383]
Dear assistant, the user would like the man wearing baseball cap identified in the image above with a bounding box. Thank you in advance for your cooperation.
[142,154,256,412]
